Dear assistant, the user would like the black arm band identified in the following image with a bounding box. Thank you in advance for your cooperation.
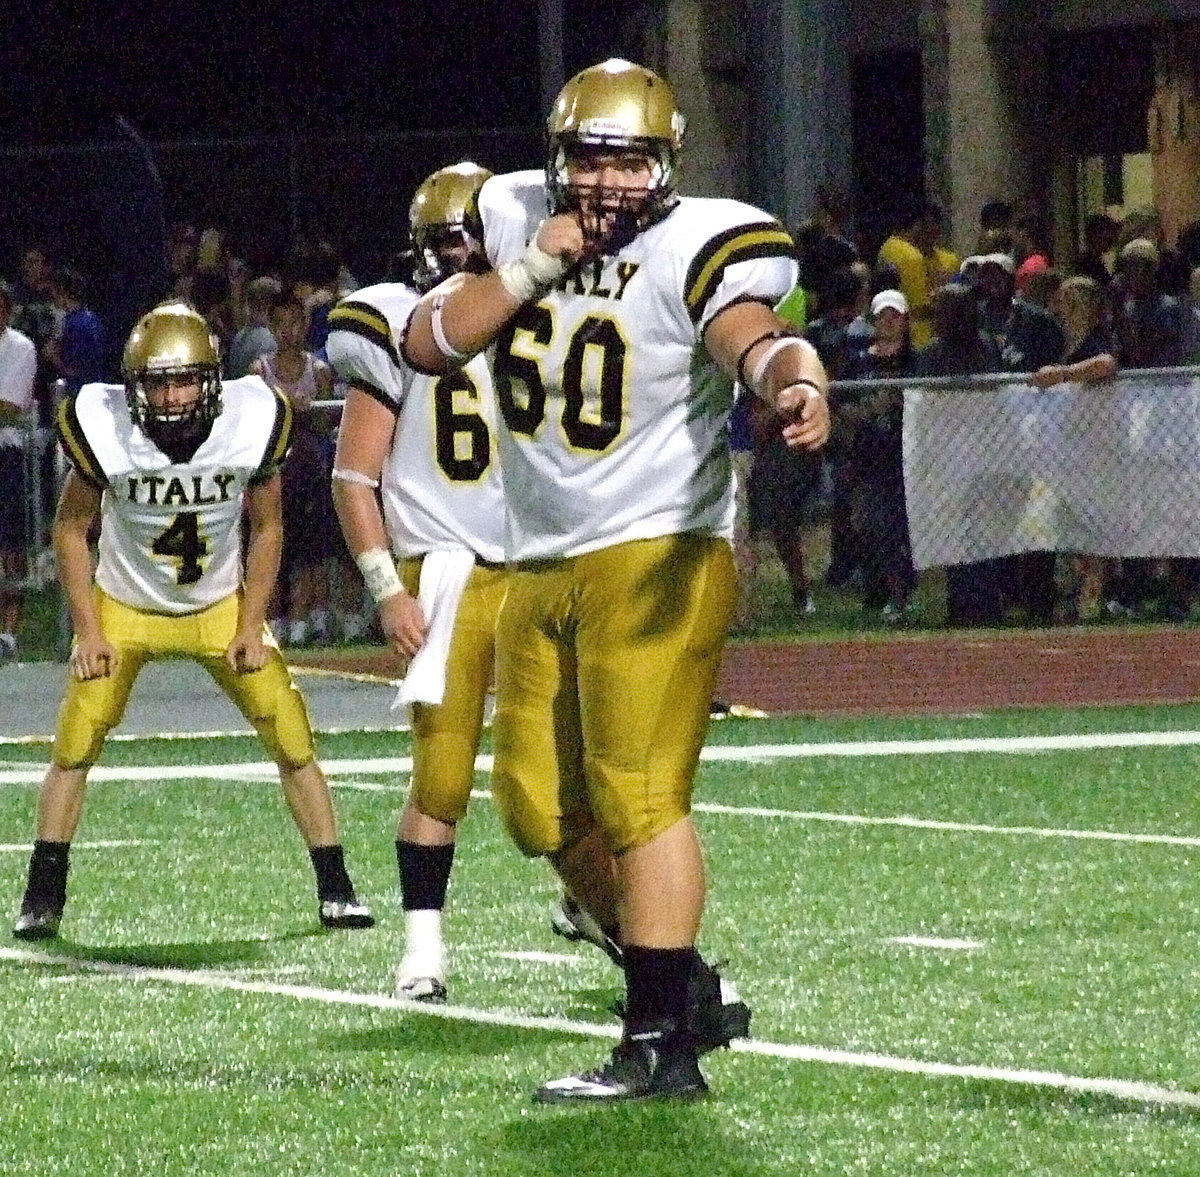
[735,329,789,389]
[783,378,823,396]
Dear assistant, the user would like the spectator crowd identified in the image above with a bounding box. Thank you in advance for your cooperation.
[740,194,1200,631]
[7,193,1200,654]
[0,227,377,658]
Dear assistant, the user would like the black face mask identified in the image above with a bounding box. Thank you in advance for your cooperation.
[143,416,214,464]
[565,186,677,258]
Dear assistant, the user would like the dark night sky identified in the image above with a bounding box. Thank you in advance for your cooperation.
[1,2,649,326]
[3,2,644,145]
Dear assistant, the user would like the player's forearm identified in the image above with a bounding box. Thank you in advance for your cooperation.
[708,303,830,408]
[404,231,573,373]
[331,481,391,559]
[404,272,525,373]
[53,527,101,639]
[335,489,406,608]
[241,519,282,629]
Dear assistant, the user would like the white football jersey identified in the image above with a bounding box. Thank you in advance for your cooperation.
[326,283,505,563]
[477,169,798,561]
[58,376,291,614]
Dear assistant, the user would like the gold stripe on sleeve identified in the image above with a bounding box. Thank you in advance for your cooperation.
[684,223,795,323]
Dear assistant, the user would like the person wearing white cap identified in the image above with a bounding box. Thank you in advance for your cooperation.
[1113,237,1185,368]
[869,288,909,317]
[834,289,918,622]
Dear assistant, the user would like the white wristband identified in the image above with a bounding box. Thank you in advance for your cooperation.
[332,467,381,489]
[749,336,809,397]
[430,293,468,360]
[355,547,403,604]
[497,235,568,302]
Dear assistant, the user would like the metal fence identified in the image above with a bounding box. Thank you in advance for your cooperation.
[18,367,1200,661]
[892,366,1200,565]
[4,418,57,589]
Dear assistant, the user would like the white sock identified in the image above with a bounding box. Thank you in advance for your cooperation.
[403,908,444,960]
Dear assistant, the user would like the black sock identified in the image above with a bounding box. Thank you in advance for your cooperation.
[623,945,697,1029]
[24,840,71,906]
[309,844,354,902]
[396,840,455,911]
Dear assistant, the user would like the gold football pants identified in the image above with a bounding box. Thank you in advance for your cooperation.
[53,588,317,770]
[491,534,736,857]
[401,557,507,825]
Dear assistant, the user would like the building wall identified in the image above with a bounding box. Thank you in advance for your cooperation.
[661,0,1200,259]
[665,0,750,200]
[1051,0,1200,29]
[849,0,921,51]
[1149,22,1200,245]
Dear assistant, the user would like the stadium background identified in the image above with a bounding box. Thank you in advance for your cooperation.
[5,3,1178,323]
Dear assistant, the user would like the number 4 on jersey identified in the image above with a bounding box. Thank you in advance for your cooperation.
[151,513,209,585]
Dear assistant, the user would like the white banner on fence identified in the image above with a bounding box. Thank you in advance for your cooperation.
[903,373,1200,569]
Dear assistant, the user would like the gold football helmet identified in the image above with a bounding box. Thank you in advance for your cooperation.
[546,58,685,251]
[122,302,222,450]
[409,161,493,292]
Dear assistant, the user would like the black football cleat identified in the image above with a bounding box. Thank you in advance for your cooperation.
[12,903,63,942]
[611,955,753,1055]
[319,897,375,930]
[686,956,752,1054]
[534,1022,708,1104]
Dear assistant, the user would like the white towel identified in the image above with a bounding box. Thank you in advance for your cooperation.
[391,549,476,709]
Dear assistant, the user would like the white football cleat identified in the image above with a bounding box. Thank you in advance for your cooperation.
[393,954,447,1003]
[550,892,623,967]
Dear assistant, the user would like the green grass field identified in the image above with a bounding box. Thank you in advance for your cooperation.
[4,706,1200,1176]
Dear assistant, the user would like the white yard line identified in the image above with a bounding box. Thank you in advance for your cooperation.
[7,726,1200,789]
[690,801,1200,847]
[3,945,1197,1110]
[5,733,1200,846]
[0,840,150,853]
[699,730,1200,759]
[886,936,986,950]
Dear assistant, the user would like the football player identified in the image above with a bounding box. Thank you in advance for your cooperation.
[404,60,830,1101]
[327,161,504,1002]
[12,303,374,941]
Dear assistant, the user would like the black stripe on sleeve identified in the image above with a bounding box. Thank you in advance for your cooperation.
[250,387,293,484]
[684,221,796,324]
[349,380,401,415]
[55,395,107,488]
[327,300,400,367]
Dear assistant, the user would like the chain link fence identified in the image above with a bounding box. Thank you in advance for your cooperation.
[17,368,1200,661]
